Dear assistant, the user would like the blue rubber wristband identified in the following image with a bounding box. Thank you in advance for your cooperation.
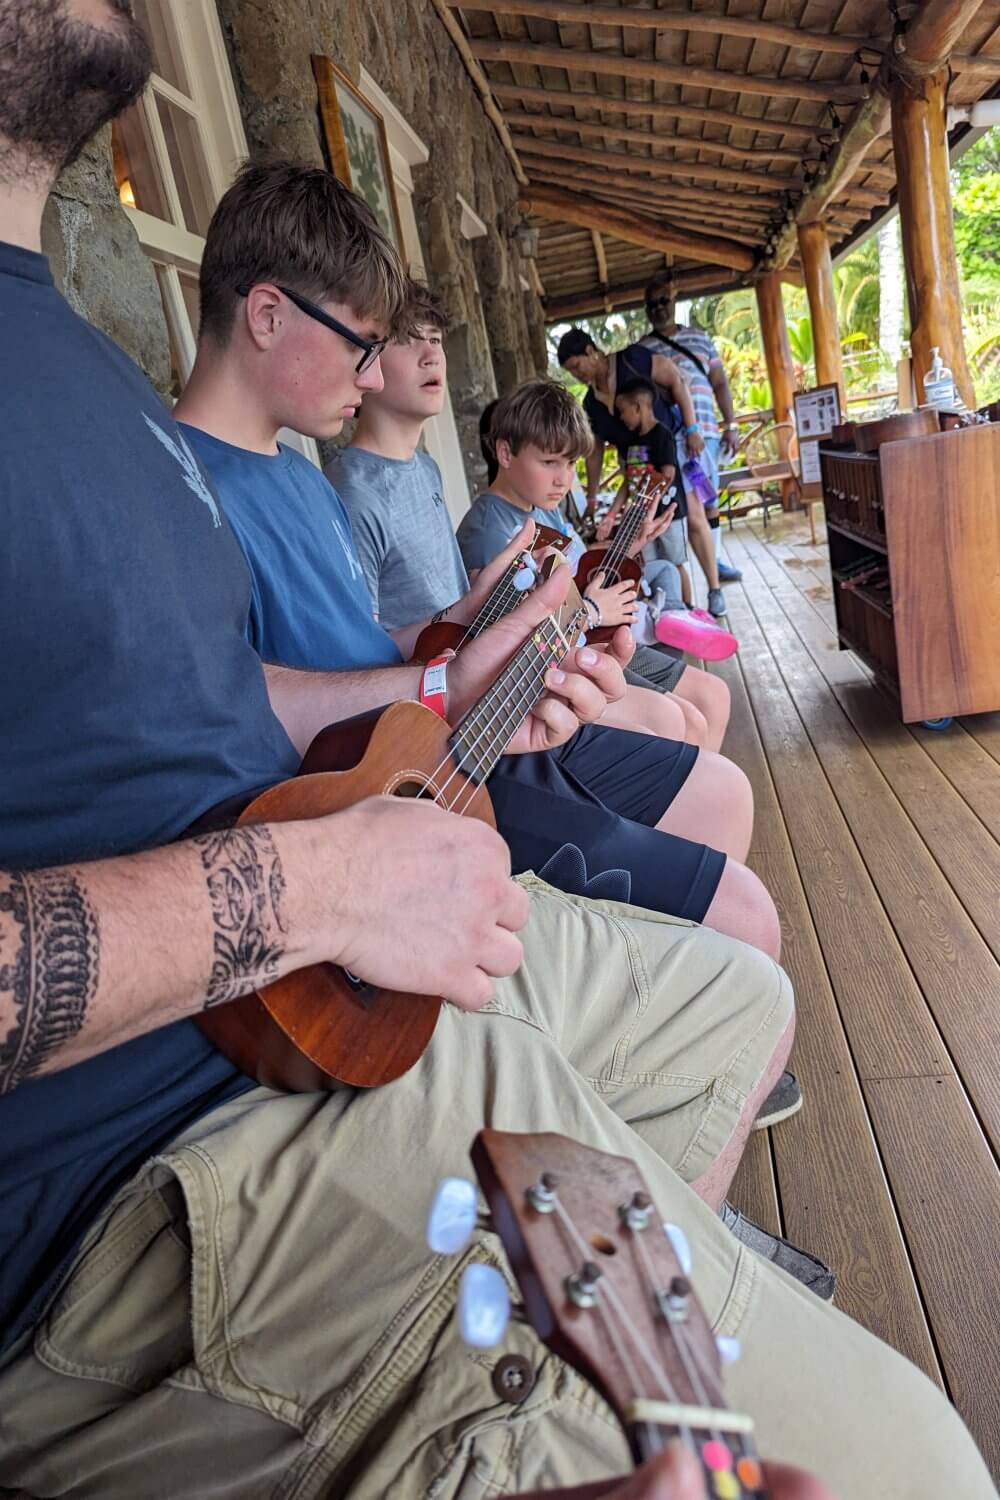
[684,424,700,435]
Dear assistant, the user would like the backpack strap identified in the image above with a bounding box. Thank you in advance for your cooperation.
[659,335,711,381]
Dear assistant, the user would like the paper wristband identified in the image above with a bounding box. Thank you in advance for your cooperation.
[420,656,449,719]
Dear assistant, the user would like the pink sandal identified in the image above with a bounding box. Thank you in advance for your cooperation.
[655,609,739,661]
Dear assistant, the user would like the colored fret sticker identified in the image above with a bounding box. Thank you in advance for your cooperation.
[702,1440,733,1472]
[711,1471,740,1499]
[736,1456,763,1490]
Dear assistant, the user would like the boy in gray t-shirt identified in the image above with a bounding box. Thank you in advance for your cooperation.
[327,444,467,632]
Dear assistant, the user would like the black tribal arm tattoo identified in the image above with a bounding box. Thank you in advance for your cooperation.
[0,870,99,1093]
[0,826,291,1093]
[196,826,288,1006]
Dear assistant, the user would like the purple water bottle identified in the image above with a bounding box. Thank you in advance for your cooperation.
[683,457,717,506]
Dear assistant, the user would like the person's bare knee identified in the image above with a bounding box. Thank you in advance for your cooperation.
[675,667,730,752]
[604,684,687,741]
[702,859,782,959]
[676,695,707,747]
[655,751,753,862]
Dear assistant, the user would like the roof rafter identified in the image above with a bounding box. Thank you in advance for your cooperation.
[521,183,756,270]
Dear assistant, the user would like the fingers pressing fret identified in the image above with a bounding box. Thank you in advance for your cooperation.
[0,870,99,1094]
[195,828,289,1008]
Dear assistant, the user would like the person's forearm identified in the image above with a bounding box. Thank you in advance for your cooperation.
[712,367,736,428]
[264,660,422,756]
[0,822,329,1093]
[673,377,697,432]
[586,444,604,501]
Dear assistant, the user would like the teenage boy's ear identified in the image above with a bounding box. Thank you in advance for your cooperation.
[243,284,285,349]
[495,437,514,470]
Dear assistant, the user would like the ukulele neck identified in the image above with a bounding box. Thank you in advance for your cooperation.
[448,600,584,784]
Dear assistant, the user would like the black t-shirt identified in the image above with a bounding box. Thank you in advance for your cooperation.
[0,242,299,1351]
[624,424,684,520]
[583,345,680,464]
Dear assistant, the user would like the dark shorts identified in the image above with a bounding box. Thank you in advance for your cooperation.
[491,724,726,922]
[626,646,687,695]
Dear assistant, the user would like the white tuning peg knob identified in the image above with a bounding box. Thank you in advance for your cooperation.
[663,1222,693,1277]
[458,1263,510,1348]
[427,1177,478,1255]
[512,556,538,591]
[716,1336,741,1365]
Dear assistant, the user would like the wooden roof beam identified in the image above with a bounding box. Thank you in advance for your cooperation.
[766,0,992,268]
[472,39,869,105]
[448,0,999,75]
[545,269,745,323]
[520,158,781,218]
[491,82,821,145]
[500,109,816,171]
[513,134,795,194]
[493,83,830,147]
[520,183,756,271]
[524,171,774,239]
[425,0,527,184]
[591,230,609,296]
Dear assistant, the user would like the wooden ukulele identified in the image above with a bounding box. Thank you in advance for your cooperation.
[197,589,588,1093]
[470,1129,769,1500]
[576,477,668,645]
[413,523,574,662]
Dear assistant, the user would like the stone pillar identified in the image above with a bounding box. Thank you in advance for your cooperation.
[890,66,975,408]
[797,221,845,407]
[213,1,324,163]
[755,271,800,510]
[41,126,171,396]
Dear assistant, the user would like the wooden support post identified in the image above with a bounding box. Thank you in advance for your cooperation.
[755,272,801,512]
[797,221,846,408]
[890,67,976,408]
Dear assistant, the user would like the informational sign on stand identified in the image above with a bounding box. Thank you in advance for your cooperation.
[793,384,842,499]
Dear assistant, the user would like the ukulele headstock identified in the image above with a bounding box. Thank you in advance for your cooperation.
[471,1130,768,1497]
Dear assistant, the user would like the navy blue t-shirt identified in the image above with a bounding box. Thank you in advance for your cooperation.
[0,243,299,1351]
[181,427,403,671]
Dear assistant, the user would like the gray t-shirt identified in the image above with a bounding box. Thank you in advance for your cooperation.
[325,446,468,632]
[456,492,585,575]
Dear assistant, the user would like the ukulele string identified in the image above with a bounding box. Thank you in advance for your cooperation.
[463,562,526,643]
[427,608,583,815]
[594,476,655,589]
[443,608,587,818]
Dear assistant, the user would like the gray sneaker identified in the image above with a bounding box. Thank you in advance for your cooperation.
[707,587,727,617]
[720,1200,836,1301]
[753,1070,803,1130]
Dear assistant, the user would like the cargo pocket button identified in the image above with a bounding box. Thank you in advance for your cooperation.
[492,1353,535,1404]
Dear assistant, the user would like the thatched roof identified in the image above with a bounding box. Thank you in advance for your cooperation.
[434,0,1000,319]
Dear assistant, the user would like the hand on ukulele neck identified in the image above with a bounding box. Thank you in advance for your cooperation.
[627,496,677,559]
[507,1446,839,1500]
[448,565,628,756]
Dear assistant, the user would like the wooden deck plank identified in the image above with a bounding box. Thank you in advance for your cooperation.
[911,718,1000,835]
[711,652,940,1377]
[720,567,952,1082]
[735,523,1000,973]
[958,710,1000,769]
[728,1130,782,1238]
[864,1075,1000,1476]
[728,529,1000,1157]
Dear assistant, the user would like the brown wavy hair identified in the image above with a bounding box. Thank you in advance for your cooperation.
[489,379,594,459]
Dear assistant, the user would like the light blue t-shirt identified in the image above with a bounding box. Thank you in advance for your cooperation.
[181,426,402,670]
[456,492,585,575]
[326,446,469,633]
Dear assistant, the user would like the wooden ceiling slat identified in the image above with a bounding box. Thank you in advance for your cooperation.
[522,162,780,223]
[499,107,815,168]
[472,38,870,102]
[515,134,797,192]
[522,182,757,268]
[490,81,822,144]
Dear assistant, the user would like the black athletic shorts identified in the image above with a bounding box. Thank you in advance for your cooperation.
[490,723,726,922]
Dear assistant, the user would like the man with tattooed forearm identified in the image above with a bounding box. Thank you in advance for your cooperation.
[0,6,994,1500]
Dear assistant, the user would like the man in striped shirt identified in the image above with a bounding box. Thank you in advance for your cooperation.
[640,270,743,584]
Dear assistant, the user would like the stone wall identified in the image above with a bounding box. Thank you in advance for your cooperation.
[42,127,171,398]
[215,0,547,489]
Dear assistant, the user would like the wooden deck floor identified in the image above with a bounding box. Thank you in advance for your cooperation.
[720,509,1000,1479]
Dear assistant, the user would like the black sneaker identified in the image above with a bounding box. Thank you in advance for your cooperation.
[720,1200,836,1301]
[752,1070,803,1131]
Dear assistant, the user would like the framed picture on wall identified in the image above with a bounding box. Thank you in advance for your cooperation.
[312,55,403,251]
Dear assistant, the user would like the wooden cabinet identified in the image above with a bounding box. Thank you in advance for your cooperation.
[822,417,1000,723]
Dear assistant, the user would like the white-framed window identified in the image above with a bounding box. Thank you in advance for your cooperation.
[358,68,472,524]
[111,0,319,462]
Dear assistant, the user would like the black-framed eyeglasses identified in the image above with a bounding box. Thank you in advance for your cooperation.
[236,283,388,374]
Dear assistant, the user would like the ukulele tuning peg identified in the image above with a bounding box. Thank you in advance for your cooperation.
[716,1335,742,1366]
[427,1176,478,1255]
[457,1263,511,1348]
[663,1221,693,1277]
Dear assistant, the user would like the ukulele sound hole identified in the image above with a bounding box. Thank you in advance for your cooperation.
[391,778,433,799]
[589,1233,618,1256]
